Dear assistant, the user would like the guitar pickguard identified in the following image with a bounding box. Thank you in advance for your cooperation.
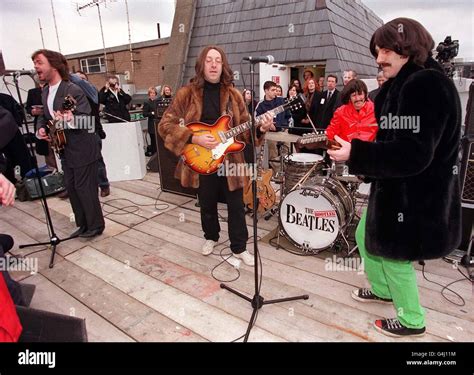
[211,137,234,160]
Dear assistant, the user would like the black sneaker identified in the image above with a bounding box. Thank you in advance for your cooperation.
[351,288,393,304]
[374,318,426,337]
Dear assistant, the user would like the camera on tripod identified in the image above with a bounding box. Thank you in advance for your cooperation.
[435,36,460,78]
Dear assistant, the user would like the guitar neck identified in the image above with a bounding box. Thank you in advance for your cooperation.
[223,104,286,140]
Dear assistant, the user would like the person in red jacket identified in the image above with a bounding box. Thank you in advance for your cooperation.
[0,173,22,342]
[326,79,378,142]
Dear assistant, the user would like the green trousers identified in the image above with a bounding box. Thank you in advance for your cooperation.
[355,210,425,329]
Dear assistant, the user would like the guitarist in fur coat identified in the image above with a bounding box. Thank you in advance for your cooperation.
[159,45,274,266]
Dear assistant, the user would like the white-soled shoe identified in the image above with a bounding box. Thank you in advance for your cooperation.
[202,240,217,256]
[234,250,255,266]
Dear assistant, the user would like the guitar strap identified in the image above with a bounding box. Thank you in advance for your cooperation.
[226,96,233,122]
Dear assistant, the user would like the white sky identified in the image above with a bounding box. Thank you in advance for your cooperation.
[1,0,472,70]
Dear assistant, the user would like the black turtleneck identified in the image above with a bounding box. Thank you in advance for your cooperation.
[201,80,221,125]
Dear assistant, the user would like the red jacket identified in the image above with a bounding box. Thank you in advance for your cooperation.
[0,273,22,342]
[326,100,378,142]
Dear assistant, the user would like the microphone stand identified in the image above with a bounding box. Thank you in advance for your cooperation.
[220,59,309,342]
[12,75,77,268]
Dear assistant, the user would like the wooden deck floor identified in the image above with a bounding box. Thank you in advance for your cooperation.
[2,171,473,342]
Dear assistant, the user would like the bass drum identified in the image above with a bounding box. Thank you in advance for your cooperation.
[279,177,354,253]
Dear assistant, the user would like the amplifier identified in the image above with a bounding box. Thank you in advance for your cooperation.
[461,137,474,204]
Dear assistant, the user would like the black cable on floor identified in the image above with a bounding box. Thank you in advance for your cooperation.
[421,262,471,307]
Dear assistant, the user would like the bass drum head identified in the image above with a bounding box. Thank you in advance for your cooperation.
[279,187,340,253]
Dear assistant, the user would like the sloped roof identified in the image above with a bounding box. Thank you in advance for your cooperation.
[182,0,383,88]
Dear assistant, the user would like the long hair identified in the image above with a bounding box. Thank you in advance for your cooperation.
[191,45,234,88]
[370,18,435,66]
[31,49,69,81]
[303,78,320,96]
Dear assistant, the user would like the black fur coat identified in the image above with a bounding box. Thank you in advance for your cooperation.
[348,58,462,261]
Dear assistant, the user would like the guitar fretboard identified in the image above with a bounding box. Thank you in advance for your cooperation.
[223,105,286,140]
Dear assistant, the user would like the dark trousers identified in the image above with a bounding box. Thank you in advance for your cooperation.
[149,131,157,155]
[62,159,105,231]
[97,137,109,188]
[198,174,248,254]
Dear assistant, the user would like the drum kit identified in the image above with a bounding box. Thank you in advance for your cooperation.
[267,144,367,255]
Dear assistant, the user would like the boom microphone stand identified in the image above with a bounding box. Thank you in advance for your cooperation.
[220,58,309,342]
[12,73,77,268]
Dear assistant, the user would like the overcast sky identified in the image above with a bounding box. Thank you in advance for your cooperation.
[1,0,472,69]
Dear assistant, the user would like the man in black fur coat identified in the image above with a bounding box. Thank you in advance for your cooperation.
[328,18,462,337]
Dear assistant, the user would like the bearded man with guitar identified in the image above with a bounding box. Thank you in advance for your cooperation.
[159,45,275,266]
[34,49,105,238]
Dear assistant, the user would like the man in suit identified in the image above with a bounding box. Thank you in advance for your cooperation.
[33,49,105,238]
[314,74,340,129]
[368,71,388,102]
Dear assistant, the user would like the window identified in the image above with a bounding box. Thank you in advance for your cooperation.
[80,57,106,73]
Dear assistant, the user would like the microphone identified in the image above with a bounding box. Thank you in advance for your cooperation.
[3,69,36,77]
[242,55,275,64]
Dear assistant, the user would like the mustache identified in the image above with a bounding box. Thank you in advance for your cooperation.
[380,63,391,68]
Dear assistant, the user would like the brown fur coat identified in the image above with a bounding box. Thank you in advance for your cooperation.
[158,83,262,191]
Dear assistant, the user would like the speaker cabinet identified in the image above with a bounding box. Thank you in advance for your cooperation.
[461,137,474,205]
[154,131,197,198]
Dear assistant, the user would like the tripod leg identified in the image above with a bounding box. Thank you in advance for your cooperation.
[220,283,252,303]
[263,294,309,305]
[244,307,259,342]
[49,243,57,269]
[19,241,53,249]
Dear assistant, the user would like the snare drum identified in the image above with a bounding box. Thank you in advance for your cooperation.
[279,177,354,253]
[284,153,325,193]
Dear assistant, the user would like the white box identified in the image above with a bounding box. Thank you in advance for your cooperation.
[101,121,146,182]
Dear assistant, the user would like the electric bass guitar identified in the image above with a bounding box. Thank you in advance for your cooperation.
[47,95,77,154]
[181,95,304,175]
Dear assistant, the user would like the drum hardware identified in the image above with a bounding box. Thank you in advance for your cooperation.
[264,144,289,221]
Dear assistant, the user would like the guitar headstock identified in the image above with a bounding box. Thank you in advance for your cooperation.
[297,132,327,145]
[63,95,77,112]
[284,94,305,114]
[296,131,342,150]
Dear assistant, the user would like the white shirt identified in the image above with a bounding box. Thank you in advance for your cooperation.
[47,81,76,129]
[110,89,119,102]
[47,81,61,117]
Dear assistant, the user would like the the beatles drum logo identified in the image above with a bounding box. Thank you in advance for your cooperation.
[285,204,337,233]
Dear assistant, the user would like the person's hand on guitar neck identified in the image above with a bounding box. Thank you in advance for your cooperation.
[258,112,275,133]
[53,109,74,130]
